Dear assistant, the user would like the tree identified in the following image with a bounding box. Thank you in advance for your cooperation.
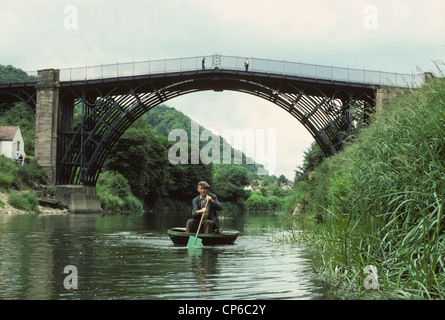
[0,65,36,83]
[245,191,270,211]
[277,174,287,185]
[294,142,325,183]
[212,164,250,202]
[103,123,166,200]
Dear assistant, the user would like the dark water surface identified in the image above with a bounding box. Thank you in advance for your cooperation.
[0,211,328,300]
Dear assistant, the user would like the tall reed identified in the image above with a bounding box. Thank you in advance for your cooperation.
[289,77,445,299]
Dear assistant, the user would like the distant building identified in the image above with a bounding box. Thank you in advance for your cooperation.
[280,181,294,189]
[0,126,26,165]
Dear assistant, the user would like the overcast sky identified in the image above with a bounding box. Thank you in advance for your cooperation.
[1,0,444,179]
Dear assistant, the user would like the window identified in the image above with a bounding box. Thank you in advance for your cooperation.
[17,141,20,151]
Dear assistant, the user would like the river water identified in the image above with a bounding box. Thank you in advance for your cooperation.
[0,211,329,300]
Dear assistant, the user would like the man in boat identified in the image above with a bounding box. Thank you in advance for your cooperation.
[186,181,223,234]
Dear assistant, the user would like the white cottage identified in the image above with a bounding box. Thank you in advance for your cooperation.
[0,126,26,165]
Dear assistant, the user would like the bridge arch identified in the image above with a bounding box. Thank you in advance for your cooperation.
[57,68,375,186]
[0,85,37,116]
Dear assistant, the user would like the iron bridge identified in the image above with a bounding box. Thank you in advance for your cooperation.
[0,54,422,186]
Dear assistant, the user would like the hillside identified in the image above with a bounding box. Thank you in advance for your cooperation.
[0,65,36,83]
[141,104,266,176]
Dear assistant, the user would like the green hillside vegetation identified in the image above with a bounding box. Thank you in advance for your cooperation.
[0,65,36,83]
[285,77,445,299]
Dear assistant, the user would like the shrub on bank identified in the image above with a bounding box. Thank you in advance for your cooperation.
[8,192,40,213]
[0,156,17,189]
[289,77,445,299]
[0,156,46,190]
[96,170,143,214]
[245,191,287,211]
[245,191,271,211]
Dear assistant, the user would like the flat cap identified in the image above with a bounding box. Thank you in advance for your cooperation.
[198,181,211,188]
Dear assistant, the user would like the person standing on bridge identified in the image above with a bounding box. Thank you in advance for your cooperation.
[202,58,205,70]
[186,181,222,234]
[244,58,249,71]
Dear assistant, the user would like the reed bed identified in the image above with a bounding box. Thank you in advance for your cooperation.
[287,76,445,299]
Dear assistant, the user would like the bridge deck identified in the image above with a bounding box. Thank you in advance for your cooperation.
[1,54,423,89]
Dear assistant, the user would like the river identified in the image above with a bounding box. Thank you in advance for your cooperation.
[0,211,329,300]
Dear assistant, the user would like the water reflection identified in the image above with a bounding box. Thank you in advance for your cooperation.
[0,212,326,300]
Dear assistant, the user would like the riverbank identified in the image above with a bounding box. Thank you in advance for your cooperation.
[0,191,69,215]
[285,75,445,299]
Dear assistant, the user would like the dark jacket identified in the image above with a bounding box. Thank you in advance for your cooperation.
[192,193,223,230]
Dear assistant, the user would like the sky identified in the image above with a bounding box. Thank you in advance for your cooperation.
[1,0,444,180]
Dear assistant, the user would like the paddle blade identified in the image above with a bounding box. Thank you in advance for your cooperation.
[187,235,202,248]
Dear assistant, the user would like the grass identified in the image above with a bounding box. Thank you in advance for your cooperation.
[0,156,46,213]
[0,156,46,190]
[285,76,445,299]
[7,192,40,213]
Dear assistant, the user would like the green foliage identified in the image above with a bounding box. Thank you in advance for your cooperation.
[0,156,45,190]
[103,123,166,199]
[246,191,270,211]
[142,104,266,176]
[266,195,282,210]
[103,120,213,202]
[287,78,445,299]
[0,65,36,157]
[96,170,143,214]
[0,65,36,83]
[212,164,250,202]
[0,103,35,157]
[0,156,16,189]
[245,191,286,211]
[142,104,194,138]
[294,141,325,183]
[15,158,46,186]
[8,192,40,213]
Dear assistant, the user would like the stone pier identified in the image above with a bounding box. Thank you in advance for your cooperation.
[35,69,102,214]
[35,69,60,184]
[54,185,102,214]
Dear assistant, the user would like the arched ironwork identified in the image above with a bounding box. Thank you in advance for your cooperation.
[56,68,375,186]
[0,83,37,116]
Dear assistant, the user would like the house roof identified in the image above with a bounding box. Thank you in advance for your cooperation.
[0,126,19,141]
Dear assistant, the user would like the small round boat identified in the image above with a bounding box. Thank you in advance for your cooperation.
[167,227,239,246]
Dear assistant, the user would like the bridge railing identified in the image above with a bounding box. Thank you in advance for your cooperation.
[26,54,423,88]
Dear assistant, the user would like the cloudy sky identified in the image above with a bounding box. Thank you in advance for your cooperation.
[1,0,444,179]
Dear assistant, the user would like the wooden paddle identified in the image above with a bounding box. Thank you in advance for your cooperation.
[187,199,209,248]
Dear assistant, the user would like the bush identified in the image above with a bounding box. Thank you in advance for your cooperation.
[0,156,16,189]
[0,156,46,190]
[267,196,282,211]
[99,192,125,212]
[15,158,46,185]
[97,170,143,214]
[8,192,40,213]
[123,195,144,212]
[246,191,271,211]
[97,170,132,198]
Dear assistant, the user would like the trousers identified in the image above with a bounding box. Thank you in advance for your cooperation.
[186,218,216,234]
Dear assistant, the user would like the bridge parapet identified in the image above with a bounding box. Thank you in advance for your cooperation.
[25,54,423,88]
